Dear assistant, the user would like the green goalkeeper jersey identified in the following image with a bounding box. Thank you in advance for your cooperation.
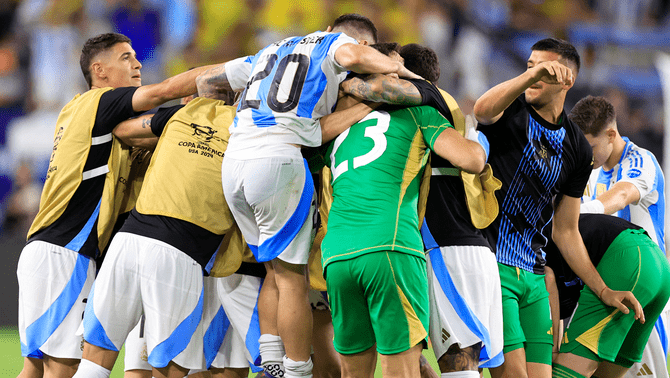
[321,105,452,270]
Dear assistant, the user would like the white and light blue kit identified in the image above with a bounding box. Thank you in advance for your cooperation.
[221,31,357,264]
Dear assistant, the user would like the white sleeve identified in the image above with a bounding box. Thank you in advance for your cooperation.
[223,56,253,91]
[618,151,657,202]
[327,33,358,72]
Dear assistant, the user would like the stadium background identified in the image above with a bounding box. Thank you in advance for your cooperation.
[0,0,668,376]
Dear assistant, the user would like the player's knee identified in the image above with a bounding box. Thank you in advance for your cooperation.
[438,343,481,372]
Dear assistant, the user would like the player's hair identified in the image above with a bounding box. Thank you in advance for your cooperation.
[332,13,378,44]
[399,43,440,82]
[370,42,400,56]
[531,38,581,74]
[80,33,132,88]
[569,95,616,136]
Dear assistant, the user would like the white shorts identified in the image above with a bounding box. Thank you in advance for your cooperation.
[83,232,205,369]
[221,155,317,265]
[17,241,96,359]
[426,245,504,368]
[123,316,151,371]
[212,273,263,373]
[622,303,669,378]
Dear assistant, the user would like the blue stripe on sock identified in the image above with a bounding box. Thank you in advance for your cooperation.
[256,159,314,262]
[22,253,91,357]
[148,286,205,368]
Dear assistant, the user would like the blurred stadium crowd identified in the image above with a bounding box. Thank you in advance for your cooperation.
[0,0,668,238]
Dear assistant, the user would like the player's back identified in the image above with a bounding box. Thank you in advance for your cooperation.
[225,31,357,159]
[321,105,450,267]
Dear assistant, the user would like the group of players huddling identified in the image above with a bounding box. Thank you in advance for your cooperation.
[15,12,670,378]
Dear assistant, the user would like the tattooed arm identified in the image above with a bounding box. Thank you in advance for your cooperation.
[196,64,234,99]
[113,114,159,149]
[340,74,423,105]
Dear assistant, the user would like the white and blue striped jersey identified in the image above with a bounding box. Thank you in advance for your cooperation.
[583,137,666,254]
[223,31,358,159]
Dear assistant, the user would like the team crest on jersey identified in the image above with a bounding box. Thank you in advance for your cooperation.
[627,168,642,179]
[191,123,224,143]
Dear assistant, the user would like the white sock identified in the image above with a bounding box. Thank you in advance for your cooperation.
[259,334,285,378]
[72,359,111,378]
[440,371,480,377]
[283,356,313,378]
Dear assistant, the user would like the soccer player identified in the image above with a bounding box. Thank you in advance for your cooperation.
[472,38,643,378]
[16,32,216,378]
[196,13,420,378]
[321,49,487,378]
[569,95,669,378]
[388,43,506,376]
[544,214,670,378]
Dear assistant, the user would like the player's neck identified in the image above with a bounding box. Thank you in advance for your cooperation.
[604,136,626,171]
[532,101,564,125]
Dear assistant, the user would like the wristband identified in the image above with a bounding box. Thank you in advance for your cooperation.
[580,199,604,214]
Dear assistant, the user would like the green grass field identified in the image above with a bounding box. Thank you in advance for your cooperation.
[0,326,489,377]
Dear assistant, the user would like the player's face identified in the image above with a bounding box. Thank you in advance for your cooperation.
[98,42,142,88]
[584,130,613,169]
[525,50,564,106]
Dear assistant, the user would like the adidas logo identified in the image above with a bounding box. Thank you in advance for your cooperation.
[637,363,653,376]
[442,328,450,343]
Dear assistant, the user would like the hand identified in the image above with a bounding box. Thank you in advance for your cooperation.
[397,63,423,80]
[531,61,574,86]
[599,287,645,324]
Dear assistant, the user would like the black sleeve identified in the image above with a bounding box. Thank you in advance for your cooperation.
[560,124,594,198]
[406,79,454,126]
[93,87,140,137]
[150,105,184,136]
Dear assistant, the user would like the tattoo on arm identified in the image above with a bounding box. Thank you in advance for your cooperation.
[142,118,151,129]
[343,75,422,105]
[196,64,233,99]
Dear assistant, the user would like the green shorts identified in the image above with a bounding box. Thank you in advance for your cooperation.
[325,251,429,355]
[560,229,670,367]
[498,263,553,365]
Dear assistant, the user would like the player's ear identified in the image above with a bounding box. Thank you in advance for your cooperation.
[92,62,106,82]
[326,26,332,32]
[606,127,617,142]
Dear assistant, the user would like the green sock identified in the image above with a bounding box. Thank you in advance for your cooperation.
[553,363,588,378]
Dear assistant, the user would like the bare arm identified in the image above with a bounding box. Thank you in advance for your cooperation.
[596,181,641,214]
[334,43,421,79]
[195,63,235,100]
[320,95,379,143]
[340,74,422,105]
[113,114,159,149]
[473,61,574,125]
[131,64,217,112]
[432,128,486,174]
[552,195,645,322]
[544,266,562,358]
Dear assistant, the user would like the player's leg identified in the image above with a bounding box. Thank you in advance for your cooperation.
[17,241,96,378]
[245,156,317,377]
[426,245,504,376]
[489,264,530,378]
[17,357,43,378]
[309,292,341,378]
[338,346,377,378]
[74,233,146,378]
[518,273,552,378]
[326,256,377,378]
[380,344,424,378]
